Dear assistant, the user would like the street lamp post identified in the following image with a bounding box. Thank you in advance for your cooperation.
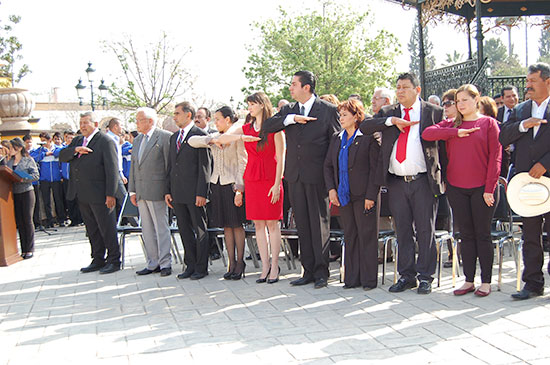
[75,62,109,111]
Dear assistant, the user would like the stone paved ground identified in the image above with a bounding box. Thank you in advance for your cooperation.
[1,226,550,364]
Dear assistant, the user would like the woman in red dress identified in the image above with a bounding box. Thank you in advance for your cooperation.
[244,92,285,283]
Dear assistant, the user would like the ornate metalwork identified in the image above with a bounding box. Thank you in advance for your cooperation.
[424,58,479,98]
[470,57,490,94]
[488,75,527,100]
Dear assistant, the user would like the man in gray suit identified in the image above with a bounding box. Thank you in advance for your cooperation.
[129,107,173,277]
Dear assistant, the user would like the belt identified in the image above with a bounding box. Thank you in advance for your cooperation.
[391,172,426,183]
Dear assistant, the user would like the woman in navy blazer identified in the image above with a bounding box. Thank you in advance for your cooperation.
[324,99,380,290]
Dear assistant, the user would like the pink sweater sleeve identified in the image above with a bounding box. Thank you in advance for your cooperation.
[485,118,502,194]
[422,119,459,141]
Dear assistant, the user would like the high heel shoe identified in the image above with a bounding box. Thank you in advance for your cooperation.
[223,261,236,280]
[267,266,280,284]
[231,261,246,280]
[256,267,271,283]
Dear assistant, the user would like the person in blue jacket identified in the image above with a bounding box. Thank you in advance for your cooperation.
[26,135,44,229]
[36,132,65,228]
[53,131,83,227]
[121,131,135,187]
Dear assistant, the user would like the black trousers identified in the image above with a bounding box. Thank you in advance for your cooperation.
[339,196,379,288]
[40,180,65,224]
[447,184,497,283]
[288,181,330,281]
[173,202,209,275]
[79,201,120,265]
[521,215,546,291]
[62,179,82,225]
[387,175,438,282]
[32,184,41,226]
[14,190,36,254]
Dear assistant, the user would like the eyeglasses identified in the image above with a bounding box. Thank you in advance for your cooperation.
[442,100,455,107]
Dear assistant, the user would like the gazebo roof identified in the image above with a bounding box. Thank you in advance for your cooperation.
[388,0,550,19]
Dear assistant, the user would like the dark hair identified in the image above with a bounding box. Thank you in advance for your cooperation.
[175,101,196,119]
[22,134,32,142]
[10,137,28,157]
[64,130,75,136]
[198,107,211,119]
[478,96,498,118]
[528,62,550,80]
[130,130,139,138]
[294,70,316,94]
[107,117,121,129]
[338,99,366,129]
[348,94,362,101]
[39,132,51,140]
[397,72,420,88]
[215,106,238,124]
[53,131,62,139]
[501,85,518,96]
[442,89,457,102]
[246,92,274,150]
[493,93,502,100]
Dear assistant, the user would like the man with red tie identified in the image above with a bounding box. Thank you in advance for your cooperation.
[361,73,445,294]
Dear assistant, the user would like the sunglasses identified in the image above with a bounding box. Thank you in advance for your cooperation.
[442,101,455,107]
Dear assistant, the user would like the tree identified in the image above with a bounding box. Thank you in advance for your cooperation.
[0,12,31,86]
[538,18,550,64]
[408,22,435,75]
[242,2,400,104]
[103,32,193,114]
[482,38,525,76]
[444,50,464,66]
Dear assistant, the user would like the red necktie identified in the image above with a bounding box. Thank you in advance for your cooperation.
[176,130,184,152]
[395,107,412,163]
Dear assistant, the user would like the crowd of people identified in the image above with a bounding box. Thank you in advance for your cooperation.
[6,62,550,301]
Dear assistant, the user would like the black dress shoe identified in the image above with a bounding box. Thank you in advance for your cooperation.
[343,284,356,289]
[190,272,207,280]
[314,278,328,289]
[388,277,417,293]
[160,268,172,277]
[290,277,314,286]
[136,267,159,275]
[177,270,194,279]
[210,252,221,260]
[23,252,34,259]
[417,280,432,294]
[511,287,544,300]
[80,262,105,273]
[99,263,120,274]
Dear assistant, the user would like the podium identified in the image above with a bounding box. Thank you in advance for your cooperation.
[0,166,22,266]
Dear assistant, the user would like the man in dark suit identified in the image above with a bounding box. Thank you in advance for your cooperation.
[499,62,550,300]
[165,101,212,280]
[496,85,519,124]
[59,112,121,274]
[360,72,445,294]
[263,70,340,289]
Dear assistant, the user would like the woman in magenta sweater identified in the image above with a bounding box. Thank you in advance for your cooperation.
[422,84,502,297]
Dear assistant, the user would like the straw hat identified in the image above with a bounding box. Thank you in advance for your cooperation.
[507,172,550,217]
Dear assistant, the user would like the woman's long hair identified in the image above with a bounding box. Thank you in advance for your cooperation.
[453,84,480,128]
[10,137,28,157]
[246,92,274,150]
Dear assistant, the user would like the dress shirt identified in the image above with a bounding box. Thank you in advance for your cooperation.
[106,130,124,176]
[384,98,427,176]
[85,128,100,145]
[283,94,316,126]
[177,122,194,144]
[519,96,550,137]
[338,128,363,140]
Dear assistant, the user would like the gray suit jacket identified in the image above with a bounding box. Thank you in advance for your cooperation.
[128,127,172,201]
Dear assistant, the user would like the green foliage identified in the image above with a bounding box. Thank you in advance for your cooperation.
[242,3,400,104]
[103,32,192,115]
[0,13,31,86]
[444,50,464,66]
[408,22,435,74]
[482,38,525,76]
[538,19,550,64]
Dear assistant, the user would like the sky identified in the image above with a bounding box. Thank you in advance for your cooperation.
[1,0,544,105]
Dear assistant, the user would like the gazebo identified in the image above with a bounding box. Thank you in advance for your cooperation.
[387,0,550,98]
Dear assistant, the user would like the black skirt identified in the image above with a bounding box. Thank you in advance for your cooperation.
[209,183,245,228]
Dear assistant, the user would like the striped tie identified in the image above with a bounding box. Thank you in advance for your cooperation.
[176,130,184,152]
